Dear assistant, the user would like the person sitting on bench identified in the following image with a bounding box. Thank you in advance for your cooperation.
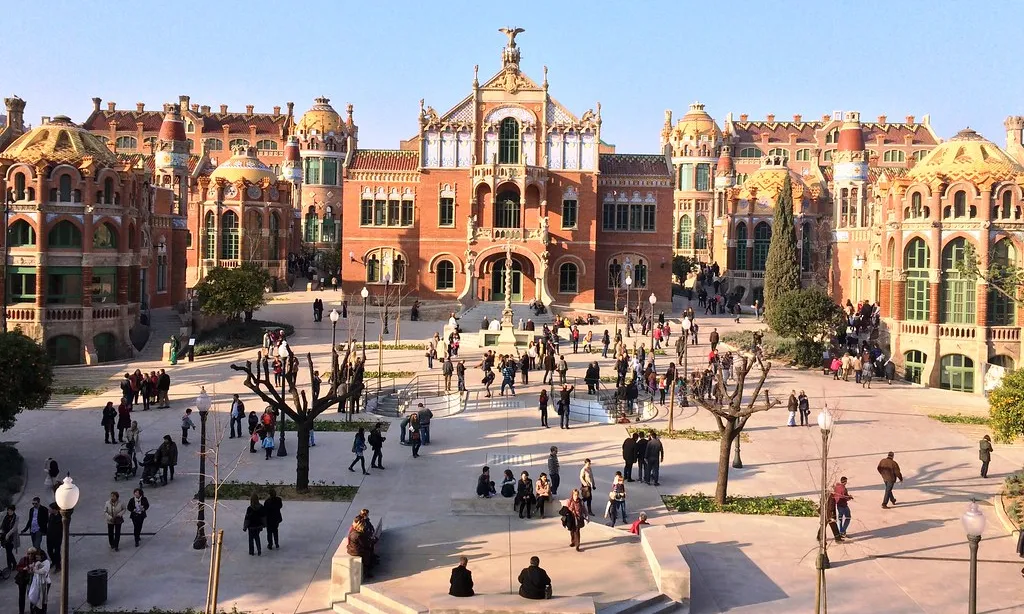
[476,466,496,498]
[449,556,475,597]
[518,555,552,600]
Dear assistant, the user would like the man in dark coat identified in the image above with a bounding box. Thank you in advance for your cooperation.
[518,556,552,600]
[622,433,637,482]
[645,433,665,486]
[635,432,649,484]
[22,497,48,550]
[46,502,62,571]
[709,328,720,352]
[449,556,475,597]
[877,452,904,508]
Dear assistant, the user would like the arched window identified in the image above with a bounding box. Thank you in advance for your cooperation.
[941,238,975,324]
[737,147,761,158]
[366,254,380,283]
[393,255,407,283]
[734,222,748,270]
[801,222,812,271]
[953,190,966,218]
[103,177,115,204]
[220,211,239,259]
[883,150,906,163]
[8,220,36,246]
[912,150,928,161]
[115,136,137,150]
[321,212,336,243]
[822,150,834,162]
[204,211,216,259]
[694,215,708,250]
[767,148,788,160]
[940,354,975,393]
[228,139,250,150]
[994,191,1015,220]
[904,350,927,384]
[794,149,811,161]
[904,238,930,321]
[93,222,118,249]
[989,239,1016,326]
[677,215,692,250]
[909,192,925,218]
[304,211,319,242]
[498,117,520,164]
[58,174,72,202]
[752,222,771,270]
[494,190,521,229]
[634,259,648,288]
[185,121,195,133]
[14,173,26,200]
[48,220,81,248]
[825,128,839,144]
[990,355,1015,372]
[256,139,277,151]
[206,138,224,151]
[608,259,622,288]
[559,263,579,293]
[435,260,455,290]
[268,212,280,260]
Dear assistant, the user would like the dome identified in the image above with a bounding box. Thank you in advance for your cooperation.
[210,146,278,185]
[297,96,344,135]
[907,128,1023,185]
[158,105,186,142]
[673,102,721,142]
[2,115,118,169]
[738,157,809,204]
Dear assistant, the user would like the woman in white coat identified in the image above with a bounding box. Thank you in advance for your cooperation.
[27,548,51,614]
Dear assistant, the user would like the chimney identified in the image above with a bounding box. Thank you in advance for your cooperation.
[286,101,295,116]
[219,104,228,114]
[739,114,748,122]
[347,103,354,125]
[273,106,281,115]
[136,102,145,113]
[906,115,915,124]
[822,114,830,122]
[200,105,210,114]
[245,104,254,115]
[107,102,117,111]
[1005,116,1024,164]
[4,96,26,132]
[191,104,199,112]
[877,115,887,124]
[793,114,802,123]
[41,116,50,125]
[766,114,775,123]
[92,97,102,112]
[179,95,190,110]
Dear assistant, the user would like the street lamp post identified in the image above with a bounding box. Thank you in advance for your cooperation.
[814,407,836,614]
[679,316,691,408]
[193,387,212,549]
[54,475,80,614]
[360,286,369,359]
[962,500,986,614]
[330,308,339,350]
[624,275,633,338]
[382,273,391,335]
[276,345,289,457]
[648,293,657,371]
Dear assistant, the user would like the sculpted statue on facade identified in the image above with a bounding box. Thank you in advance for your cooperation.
[467,214,477,243]
[539,215,549,245]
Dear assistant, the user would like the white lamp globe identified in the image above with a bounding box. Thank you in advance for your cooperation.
[54,475,80,511]
[649,293,657,305]
[817,409,835,432]
[625,276,633,287]
[330,309,340,323]
[196,387,212,415]
[360,287,369,299]
[961,500,987,537]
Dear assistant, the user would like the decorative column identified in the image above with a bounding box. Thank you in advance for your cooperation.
[928,271,941,326]
[892,271,906,321]
[976,282,989,327]
[879,274,892,318]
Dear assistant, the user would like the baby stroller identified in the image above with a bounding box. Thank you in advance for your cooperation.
[113,445,136,480]
[139,449,164,488]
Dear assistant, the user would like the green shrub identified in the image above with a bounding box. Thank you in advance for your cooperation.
[194,320,294,356]
[929,413,991,426]
[363,371,414,380]
[356,342,427,351]
[0,443,25,507]
[52,385,102,395]
[988,368,1024,442]
[282,419,390,433]
[205,480,357,502]
[663,492,817,517]
[792,339,825,367]
[627,426,750,442]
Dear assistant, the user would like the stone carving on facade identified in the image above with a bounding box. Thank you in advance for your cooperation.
[141,220,152,249]
[465,250,477,276]
[539,215,549,245]
[467,214,477,243]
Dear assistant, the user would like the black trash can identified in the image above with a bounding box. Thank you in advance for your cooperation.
[87,568,108,606]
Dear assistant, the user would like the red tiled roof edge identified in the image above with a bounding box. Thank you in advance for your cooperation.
[349,149,420,172]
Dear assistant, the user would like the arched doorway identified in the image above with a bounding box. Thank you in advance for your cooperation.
[47,335,82,366]
[492,259,523,302]
[93,332,117,363]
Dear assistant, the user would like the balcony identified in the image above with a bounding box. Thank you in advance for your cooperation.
[899,321,931,336]
[987,326,1021,342]
[475,227,546,243]
[937,324,977,339]
[472,163,548,187]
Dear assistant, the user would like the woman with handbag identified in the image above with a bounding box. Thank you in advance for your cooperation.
[127,488,150,547]
[26,548,51,614]
[348,427,370,475]
[104,491,126,551]
[579,459,595,516]
[559,489,587,552]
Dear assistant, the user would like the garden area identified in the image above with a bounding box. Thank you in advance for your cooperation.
[663,492,817,517]
[194,320,294,356]
[1003,470,1023,528]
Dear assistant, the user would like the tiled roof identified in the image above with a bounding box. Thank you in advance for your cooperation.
[349,149,419,171]
[117,152,204,173]
[733,122,820,143]
[85,110,287,135]
[197,114,284,135]
[599,153,670,176]
[862,123,938,145]
[818,165,910,185]
[84,111,165,132]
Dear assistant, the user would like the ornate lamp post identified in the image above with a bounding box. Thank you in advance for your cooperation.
[648,293,657,371]
[679,316,691,408]
[276,345,289,457]
[382,273,391,335]
[962,500,986,614]
[814,407,835,613]
[54,475,80,614]
[624,275,633,338]
[193,387,212,549]
[330,308,340,349]
[360,286,369,358]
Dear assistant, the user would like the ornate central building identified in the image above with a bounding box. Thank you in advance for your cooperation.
[338,30,673,309]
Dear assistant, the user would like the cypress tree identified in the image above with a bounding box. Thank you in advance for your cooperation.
[763,173,801,315]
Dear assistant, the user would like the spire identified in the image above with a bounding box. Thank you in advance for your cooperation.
[837,111,866,152]
[498,27,525,70]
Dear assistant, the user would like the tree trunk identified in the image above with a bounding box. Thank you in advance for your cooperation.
[715,423,736,505]
[295,419,311,492]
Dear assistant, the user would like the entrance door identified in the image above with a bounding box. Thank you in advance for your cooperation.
[492,260,523,302]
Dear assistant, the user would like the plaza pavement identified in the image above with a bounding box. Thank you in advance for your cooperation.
[1,292,1022,613]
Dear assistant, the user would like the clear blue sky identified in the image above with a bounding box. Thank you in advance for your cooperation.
[3,0,1021,153]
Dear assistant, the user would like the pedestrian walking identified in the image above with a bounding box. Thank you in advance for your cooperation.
[862,360,874,388]
[1,504,20,571]
[180,408,195,445]
[542,352,555,384]
[645,433,664,486]
[22,498,46,551]
[500,360,517,396]
[418,404,433,444]
[559,489,587,552]
[606,472,627,527]
[457,360,467,392]
[558,385,574,429]
[832,477,853,538]
[709,328,719,352]
[229,394,246,439]
[538,389,550,428]
[117,398,132,442]
[979,435,993,478]
[248,412,260,452]
[44,504,61,571]
[548,446,561,496]
[127,488,149,547]
[26,547,51,614]
[262,429,275,459]
[348,427,370,475]
[442,357,454,391]
[156,369,171,408]
[243,493,265,556]
[877,452,904,508]
[787,391,798,427]
[264,488,283,550]
[798,391,810,426]
[368,423,386,469]
[104,491,125,551]
[409,414,422,458]
[42,458,59,496]
[622,433,637,482]
[157,435,177,483]
[579,459,595,515]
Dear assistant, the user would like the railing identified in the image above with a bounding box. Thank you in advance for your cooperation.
[45,307,82,321]
[750,271,765,279]
[472,163,548,185]
[899,321,930,336]
[937,324,977,339]
[92,306,121,320]
[5,307,36,322]
[220,260,242,269]
[389,373,467,418]
[475,227,546,243]
[987,326,1021,342]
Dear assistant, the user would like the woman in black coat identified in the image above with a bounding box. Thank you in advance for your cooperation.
[243,494,265,556]
[127,488,150,547]
[101,402,117,444]
[263,488,283,550]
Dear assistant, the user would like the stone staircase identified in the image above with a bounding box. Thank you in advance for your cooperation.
[598,592,687,614]
[137,307,185,360]
[459,302,542,328]
[334,584,426,614]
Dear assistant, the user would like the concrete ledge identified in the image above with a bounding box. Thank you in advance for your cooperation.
[640,525,690,605]
[994,492,1021,536]
[451,495,518,516]
[429,594,595,614]
[330,538,362,606]
[360,584,429,614]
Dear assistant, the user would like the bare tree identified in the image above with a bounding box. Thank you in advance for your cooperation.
[244,210,264,263]
[230,345,364,491]
[694,355,780,504]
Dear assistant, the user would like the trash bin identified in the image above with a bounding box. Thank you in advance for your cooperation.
[87,568,107,606]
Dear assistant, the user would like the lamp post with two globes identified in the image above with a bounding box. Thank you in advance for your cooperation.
[648,293,657,371]
[382,273,391,335]
[54,475,80,614]
[193,387,212,549]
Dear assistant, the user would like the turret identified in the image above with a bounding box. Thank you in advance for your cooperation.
[154,103,190,215]
[714,145,735,189]
[832,111,869,228]
[280,136,302,210]
[1005,115,1024,165]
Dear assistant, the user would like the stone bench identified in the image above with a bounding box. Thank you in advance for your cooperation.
[330,524,385,606]
[640,525,690,605]
[450,495,519,516]
[429,594,595,614]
